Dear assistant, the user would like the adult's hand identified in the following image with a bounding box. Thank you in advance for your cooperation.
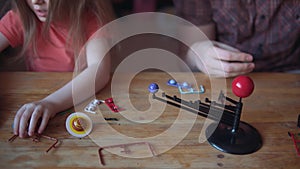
[187,41,255,77]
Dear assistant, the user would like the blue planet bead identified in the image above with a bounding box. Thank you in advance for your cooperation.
[182,82,189,88]
[148,83,159,93]
[167,79,177,86]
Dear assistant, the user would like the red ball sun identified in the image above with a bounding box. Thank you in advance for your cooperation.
[232,76,254,98]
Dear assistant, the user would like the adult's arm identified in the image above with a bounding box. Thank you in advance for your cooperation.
[174,0,254,77]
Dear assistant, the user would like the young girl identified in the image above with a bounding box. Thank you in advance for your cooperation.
[0,0,114,138]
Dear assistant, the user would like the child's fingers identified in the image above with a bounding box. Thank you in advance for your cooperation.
[38,110,51,134]
[19,105,34,138]
[28,106,43,136]
[13,106,26,135]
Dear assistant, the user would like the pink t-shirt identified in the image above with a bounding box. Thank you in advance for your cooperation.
[0,10,101,72]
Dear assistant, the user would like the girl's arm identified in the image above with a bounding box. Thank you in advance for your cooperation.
[0,32,10,52]
[14,38,111,138]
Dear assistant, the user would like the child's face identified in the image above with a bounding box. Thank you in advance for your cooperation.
[26,0,49,22]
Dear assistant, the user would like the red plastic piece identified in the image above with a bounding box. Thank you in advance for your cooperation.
[232,76,254,98]
[105,98,119,113]
[288,132,300,156]
[8,134,59,153]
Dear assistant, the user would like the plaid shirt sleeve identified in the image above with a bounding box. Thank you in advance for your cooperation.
[173,0,213,25]
[173,0,300,72]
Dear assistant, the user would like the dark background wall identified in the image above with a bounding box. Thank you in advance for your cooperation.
[0,0,10,18]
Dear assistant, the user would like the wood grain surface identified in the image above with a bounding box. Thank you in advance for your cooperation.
[0,72,299,169]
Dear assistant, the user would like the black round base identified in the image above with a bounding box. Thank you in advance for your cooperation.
[206,122,262,155]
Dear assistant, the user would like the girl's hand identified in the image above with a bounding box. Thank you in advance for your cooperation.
[13,100,57,138]
[187,41,255,78]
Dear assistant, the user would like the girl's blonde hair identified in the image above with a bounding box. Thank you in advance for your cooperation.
[12,0,114,60]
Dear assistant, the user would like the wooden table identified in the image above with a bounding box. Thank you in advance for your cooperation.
[0,72,299,169]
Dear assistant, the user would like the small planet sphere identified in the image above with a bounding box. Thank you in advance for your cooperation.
[148,83,159,93]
